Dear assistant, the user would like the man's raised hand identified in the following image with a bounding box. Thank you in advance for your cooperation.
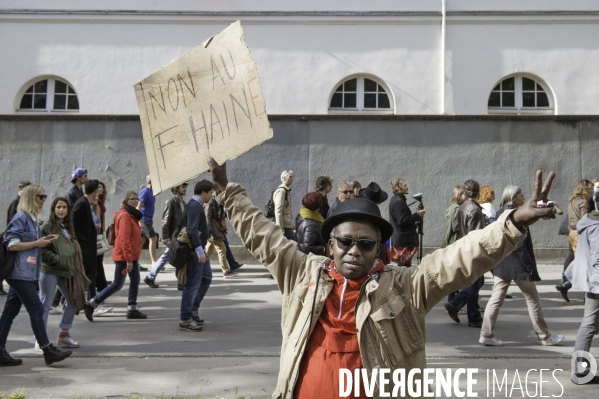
[208,157,228,193]
[511,171,563,229]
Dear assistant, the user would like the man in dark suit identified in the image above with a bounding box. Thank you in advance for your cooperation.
[2,181,31,295]
[179,180,213,332]
[72,179,99,299]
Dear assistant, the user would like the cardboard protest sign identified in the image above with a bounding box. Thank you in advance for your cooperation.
[134,21,273,194]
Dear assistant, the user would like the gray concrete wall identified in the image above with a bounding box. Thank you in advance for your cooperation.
[2,115,598,250]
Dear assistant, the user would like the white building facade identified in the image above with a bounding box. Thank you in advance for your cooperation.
[2,0,599,116]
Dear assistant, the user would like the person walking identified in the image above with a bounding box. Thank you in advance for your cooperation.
[315,176,333,220]
[556,180,594,302]
[66,168,87,206]
[83,191,147,321]
[479,185,497,224]
[95,182,109,292]
[2,181,31,296]
[328,181,354,218]
[274,170,295,240]
[443,186,465,247]
[144,182,188,288]
[445,179,487,327]
[39,197,90,349]
[0,185,72,366]
[295,192,326,256]
[479,186,564,347]
[179,180,213,332]
[72,179,100,300]
[565,209,599,383]
[137,175,158,271]
[388,178,425,266]
[205,189,238,277]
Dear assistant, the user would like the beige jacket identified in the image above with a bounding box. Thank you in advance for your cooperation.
[218,183,526,399]
[273,184,293,229]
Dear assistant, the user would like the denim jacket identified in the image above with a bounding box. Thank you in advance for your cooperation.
[5,211,41,281]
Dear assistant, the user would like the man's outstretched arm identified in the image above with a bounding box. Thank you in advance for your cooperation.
[411,171,562,313]
[209,158,317,295]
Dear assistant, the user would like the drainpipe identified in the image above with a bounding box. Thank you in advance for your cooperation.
[441,0,446,114]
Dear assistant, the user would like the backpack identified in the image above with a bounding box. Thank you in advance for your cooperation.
[106,222,116,246]
[0,230,16,280]
[264,187,289,219]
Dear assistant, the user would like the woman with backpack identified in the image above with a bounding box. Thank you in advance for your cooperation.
[0,185,73,366]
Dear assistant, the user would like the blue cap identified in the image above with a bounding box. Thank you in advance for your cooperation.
[71,168,87,182]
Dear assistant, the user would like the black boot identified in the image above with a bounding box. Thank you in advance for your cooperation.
[555,278,572,303]
[0,347,23,366]
[41,343,72,366]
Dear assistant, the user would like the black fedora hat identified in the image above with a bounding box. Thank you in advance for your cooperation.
[321,198,393,243]
[359,182,388,204]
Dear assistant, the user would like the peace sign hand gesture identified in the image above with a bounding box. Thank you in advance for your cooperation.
[511,170,563,229]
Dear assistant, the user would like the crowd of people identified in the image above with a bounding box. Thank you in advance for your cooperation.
[1,165,598,386]
[0,167,245,366]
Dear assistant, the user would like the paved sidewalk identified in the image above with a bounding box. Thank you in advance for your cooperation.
[0,264,595,398]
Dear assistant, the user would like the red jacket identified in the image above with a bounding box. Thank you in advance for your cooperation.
[111,208,141,263]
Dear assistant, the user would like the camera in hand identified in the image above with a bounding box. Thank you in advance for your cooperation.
[412,193,423,201]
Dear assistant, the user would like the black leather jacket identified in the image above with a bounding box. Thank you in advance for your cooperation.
[457,198,486,239]
[161,195,186,244]
[295,215,326,256]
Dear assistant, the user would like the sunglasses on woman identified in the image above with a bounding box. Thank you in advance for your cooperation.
[36,195,48,200]
[331,236,379,252]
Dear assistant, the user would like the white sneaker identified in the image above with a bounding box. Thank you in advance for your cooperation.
[540,334,564,346]
[49,306,63,315]
[34,341,41,351]
[93,306,114,317]
[479,336,504,346]
[57,335,80,348]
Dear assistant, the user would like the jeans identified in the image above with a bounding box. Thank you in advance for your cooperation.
[481,276,550,340]
[148,248,169,280]
[574,293,599,353]
[448,275,485,323]
[96,254,108,292]
[180,256,212,320]
[0,279,50,348]
[93,260,140,306]
[224,236,241,269]
[39,273,77,330]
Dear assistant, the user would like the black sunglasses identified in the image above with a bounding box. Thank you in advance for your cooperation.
[332,236,379,252]
[339,190,353,195]
[36,195,48,200]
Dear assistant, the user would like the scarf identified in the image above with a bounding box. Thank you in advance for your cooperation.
[123,203,143,221]
[299,206,325,225]
[66,239,91,312]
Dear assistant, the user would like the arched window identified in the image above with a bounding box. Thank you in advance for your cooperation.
[17,77,79,112]
[329,75,393,113]
[488,74,554,114]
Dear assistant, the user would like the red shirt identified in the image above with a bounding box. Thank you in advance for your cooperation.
[294,259,385,399]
